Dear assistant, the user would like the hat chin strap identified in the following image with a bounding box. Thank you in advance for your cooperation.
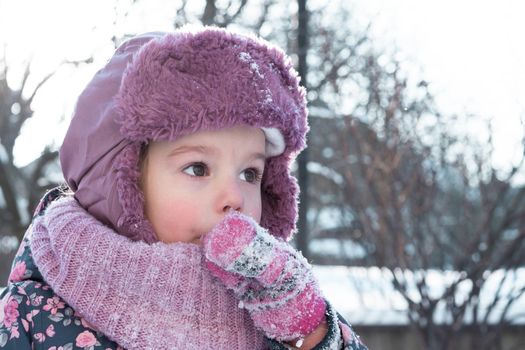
[261,127,285,157]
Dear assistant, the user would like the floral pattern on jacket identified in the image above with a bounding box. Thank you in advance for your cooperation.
[0,233,122,350]
[0,188,367,350]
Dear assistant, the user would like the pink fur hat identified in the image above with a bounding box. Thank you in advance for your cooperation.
[60,26,309,243]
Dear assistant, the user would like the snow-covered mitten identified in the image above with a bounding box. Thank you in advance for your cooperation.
[203,211,327,341]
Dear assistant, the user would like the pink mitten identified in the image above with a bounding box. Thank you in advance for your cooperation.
[203,211,327,341]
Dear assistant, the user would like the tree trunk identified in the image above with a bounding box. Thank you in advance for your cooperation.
[296,0,310,258]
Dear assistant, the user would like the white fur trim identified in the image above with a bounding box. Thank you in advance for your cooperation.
[261,127,285,157]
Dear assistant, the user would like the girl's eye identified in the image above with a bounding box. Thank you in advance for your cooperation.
[183,163,208,177]
[240,168,263,184]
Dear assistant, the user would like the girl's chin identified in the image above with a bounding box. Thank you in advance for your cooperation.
[158,235,203,245]
[190,235,204,245]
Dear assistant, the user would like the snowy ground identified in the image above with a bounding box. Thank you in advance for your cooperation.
[314,266,525,326]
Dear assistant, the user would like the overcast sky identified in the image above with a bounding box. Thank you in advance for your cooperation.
[350,0,525,172]
[1,0,524,173]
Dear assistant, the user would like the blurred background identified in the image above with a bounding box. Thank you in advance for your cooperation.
[1,0,524,349]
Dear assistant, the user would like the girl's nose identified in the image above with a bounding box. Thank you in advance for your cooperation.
[218,179,244,214]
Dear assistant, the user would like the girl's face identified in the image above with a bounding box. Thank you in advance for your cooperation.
[141,125,266,244]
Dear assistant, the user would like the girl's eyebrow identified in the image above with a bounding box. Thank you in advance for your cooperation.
[251,152,267,162]
[168,145,266,161]
[168,145,214,157]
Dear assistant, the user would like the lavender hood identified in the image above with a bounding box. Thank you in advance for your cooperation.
[60,27,309,242]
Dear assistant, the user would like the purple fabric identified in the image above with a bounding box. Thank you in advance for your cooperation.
[60,27,309,242]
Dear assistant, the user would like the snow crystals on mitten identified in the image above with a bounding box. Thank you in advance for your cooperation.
[203,211,327,341]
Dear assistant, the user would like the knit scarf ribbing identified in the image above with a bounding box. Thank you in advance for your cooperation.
[29,196,267,350]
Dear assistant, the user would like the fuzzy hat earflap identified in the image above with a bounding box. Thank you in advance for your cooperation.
[60,26,309,243]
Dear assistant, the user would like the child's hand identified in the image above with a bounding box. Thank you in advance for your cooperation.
[203,211,327,342]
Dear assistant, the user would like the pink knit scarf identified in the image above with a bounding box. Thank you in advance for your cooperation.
[29,197,267,350]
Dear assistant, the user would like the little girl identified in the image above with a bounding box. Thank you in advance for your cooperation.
[0,27,368,349]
